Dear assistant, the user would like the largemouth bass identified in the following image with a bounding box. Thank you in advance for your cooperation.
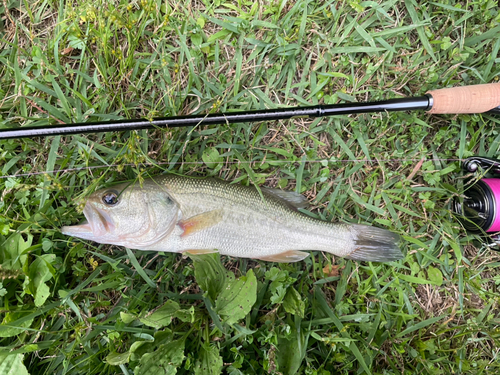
[62,175,403,262]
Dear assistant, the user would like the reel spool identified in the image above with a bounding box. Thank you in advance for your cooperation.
[453,156,500,245]
[453,179,500,232]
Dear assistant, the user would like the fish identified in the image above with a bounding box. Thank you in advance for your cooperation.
[61,175,403,263]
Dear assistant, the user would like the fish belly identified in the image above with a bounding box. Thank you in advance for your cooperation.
[173,209,356,259]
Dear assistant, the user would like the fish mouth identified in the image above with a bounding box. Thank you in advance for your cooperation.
[61,204,115,241]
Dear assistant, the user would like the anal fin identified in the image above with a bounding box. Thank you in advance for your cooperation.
[183,249,219,255]
[257,250,310,263]
[179,209,223,237]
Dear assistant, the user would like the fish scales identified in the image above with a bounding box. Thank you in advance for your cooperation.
[61,175,403,263]
[155,175,355,258]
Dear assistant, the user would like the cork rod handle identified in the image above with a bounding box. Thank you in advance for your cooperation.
[427,83,500,114]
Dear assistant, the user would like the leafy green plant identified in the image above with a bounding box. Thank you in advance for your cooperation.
[1,0,500,374]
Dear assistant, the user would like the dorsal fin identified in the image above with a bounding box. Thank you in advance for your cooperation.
[261,187,309,210]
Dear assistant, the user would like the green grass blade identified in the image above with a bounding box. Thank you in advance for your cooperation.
[396,315,445,338]
[404,0,437,62]
[125,248,156,289]
[39,136,60,209]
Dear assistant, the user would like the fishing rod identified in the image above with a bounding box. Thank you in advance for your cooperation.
[1,83,500,140]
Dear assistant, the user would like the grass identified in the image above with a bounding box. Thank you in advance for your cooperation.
[1,0,500,374]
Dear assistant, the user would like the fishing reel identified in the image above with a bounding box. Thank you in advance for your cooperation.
[453,156,500,248]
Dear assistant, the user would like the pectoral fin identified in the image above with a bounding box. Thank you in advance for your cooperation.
[179,209,223,237]
[257,250,310,263]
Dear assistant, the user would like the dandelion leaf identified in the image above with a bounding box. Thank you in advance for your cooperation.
[190,253,234,303]
[215,269,257,325]
[135,339,185,375]
[0,352,29,375]
[194,344,223,375]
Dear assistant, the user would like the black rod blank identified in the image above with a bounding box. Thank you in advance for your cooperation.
[0,96,431,140]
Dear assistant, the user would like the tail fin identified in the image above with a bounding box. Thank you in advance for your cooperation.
[346,224,403,262]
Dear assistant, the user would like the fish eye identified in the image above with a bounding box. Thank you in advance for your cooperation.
[102,191,119,206]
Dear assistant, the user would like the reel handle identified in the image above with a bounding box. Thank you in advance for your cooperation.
[463,156,500,174]
[427,83,500,114]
